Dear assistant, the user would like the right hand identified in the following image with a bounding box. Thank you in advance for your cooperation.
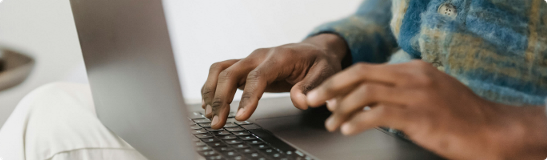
[201,34,349,128]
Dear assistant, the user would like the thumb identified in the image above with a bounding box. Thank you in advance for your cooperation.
[290,64,337,110]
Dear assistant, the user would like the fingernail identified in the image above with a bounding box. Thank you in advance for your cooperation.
[341,123,352,135]
[236,108,245,119]
[205,105,212,115]
[211,115,219,126]
[202,99,205,105]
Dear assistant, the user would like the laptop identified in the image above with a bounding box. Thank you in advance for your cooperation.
[69,0,444,159]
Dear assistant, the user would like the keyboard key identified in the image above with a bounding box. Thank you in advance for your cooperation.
[228,112,236,118]
[253,144,270,149]
[230,155,245,160]
[189,112,205,119]
[207,142,226,147]
[238,148,254,153]
[205,128,224,131]
[202,137,220,142]
[200,150,218,156]
[245,153,267,160]
[213,131,232,136]
[192,129,208,134]
[223,122,239,128]
[191,126,202,130]
[196,146,212,152]
[235,121,253,125]
[226,127,245,132]
[199,123,212,127]
[195,142,207,147]
[240,124,261,130]
[205,155,224,160]
[194,118,212,124]
[220,135,238,140]
[195,134,213,139]
[262,148,276,153]
[240,136,257,140]
[226,118,238,123]
[232,131,251,136]
[225,139,243,145]
[215,146,233,151]
[220,151,239,157]
[193,137,201,142]
[245,152,262,158]
[231,144,249,149]
[247,140,263,145]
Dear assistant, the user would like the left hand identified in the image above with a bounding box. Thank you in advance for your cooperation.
[306,60,547,160]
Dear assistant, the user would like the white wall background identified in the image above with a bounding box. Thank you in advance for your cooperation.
[164,0,361,102]
[0,0,362,127]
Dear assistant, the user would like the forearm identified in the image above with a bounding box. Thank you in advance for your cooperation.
[306,0,397,64]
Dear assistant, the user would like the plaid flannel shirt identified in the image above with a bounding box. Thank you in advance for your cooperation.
[309,0,547,106]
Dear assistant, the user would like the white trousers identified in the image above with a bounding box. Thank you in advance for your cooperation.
[0,82,147,160]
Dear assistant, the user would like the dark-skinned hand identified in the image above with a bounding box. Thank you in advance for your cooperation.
[201,34,348,129]
[306,60,547,160]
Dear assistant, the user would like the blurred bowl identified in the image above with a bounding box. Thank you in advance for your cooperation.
[0,47,35,91]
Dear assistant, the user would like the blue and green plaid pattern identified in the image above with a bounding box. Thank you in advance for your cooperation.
[309,0,547,106]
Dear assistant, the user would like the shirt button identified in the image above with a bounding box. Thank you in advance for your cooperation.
[438,3,457,19]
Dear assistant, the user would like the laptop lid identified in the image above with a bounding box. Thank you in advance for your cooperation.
[69,0,196,159]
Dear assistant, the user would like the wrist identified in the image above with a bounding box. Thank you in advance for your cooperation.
[303,33,349,63]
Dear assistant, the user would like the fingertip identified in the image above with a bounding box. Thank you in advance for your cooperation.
[325,117,337,132]
[205,105,212,118]
[341,123,353,135]
[326,98,337,111]
[290,91,309,110]
[211,115,220,128]
[235,108,248,121]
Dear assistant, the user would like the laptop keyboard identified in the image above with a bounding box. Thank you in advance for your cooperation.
[189,111,314,160]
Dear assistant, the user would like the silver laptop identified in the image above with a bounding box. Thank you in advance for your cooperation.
[69,0,443,159]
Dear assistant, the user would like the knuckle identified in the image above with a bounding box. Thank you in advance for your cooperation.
[246,70,262,81]
[209,62,224,72]
[241,92,254,101]
[252,48,269,54]
[201,87,213,97]
[219,70,235,81]
[211,98,224,109]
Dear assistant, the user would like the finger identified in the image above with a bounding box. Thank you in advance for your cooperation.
[340,103,408,136]
[291,61,338,110]
[326,98,339,112]
[209,60,259,128]
[325,84,413,131]
[306,63,411,107]
[202,59,240,110]
[236,58,294,120]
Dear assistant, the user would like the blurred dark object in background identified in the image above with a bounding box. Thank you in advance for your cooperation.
[0,48,35,91]
[0,57,4,72]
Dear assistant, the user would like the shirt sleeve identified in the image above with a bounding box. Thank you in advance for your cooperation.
[307,0,398,64]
